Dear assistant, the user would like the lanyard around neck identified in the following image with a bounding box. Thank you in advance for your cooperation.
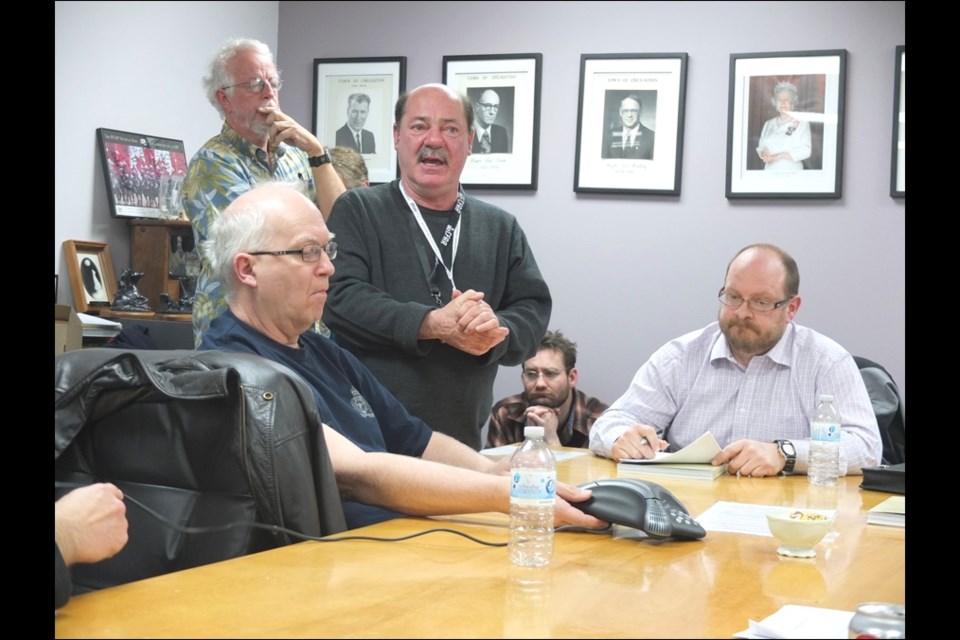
[399,181,465,293]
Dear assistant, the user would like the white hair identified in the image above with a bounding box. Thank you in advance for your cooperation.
[202,181,313,301]
[203,38,274,118]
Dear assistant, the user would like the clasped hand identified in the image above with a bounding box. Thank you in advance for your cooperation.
[523,406,561,445]
[434,289,509,355]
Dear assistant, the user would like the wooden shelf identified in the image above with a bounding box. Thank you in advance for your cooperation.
[128,219,198,313]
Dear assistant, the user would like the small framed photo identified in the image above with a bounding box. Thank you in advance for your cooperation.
[890,46,905,198]
[312,57,406,185]
[443,53,542,190]
[725,49,847,199]
[574,53,688,195]
[96,128,188,219]
[63,240,117,314]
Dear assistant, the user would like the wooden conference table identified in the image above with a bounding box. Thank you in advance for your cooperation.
[55,450,905,638]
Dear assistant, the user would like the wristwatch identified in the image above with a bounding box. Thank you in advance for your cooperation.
[773,439,797,475]
[308,151,331,167]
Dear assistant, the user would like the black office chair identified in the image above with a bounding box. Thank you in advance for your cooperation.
[853,356,905,465]
[55,348,347,594]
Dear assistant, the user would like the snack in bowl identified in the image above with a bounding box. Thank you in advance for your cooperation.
[766,509,837,558]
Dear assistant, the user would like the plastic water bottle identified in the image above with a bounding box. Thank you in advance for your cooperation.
[809,394,840,486]
[509,425,556,567]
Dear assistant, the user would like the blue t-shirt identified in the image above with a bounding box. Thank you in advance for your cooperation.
[201,309,433,528]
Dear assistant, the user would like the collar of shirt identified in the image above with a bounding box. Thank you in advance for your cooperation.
[710,321,796,369]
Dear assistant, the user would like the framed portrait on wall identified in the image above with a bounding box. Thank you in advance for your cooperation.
[890,45,905,198]
[312,57,406,185]
[96,128,188,219]
[574,53,688,195]
[443,53,542,190]
[725,49,847,199]
[63,240,117,314]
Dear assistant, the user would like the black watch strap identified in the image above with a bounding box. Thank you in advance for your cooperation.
[308,151,331,167]
[774,439,796,475]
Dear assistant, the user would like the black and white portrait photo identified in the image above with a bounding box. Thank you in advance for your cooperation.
[335,92,377,155]
[468,87,514,154]
[600,90,658,160]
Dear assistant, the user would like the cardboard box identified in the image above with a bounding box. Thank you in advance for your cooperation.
[55,304,82,355]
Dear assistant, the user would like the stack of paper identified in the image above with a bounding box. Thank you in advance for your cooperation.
[77,312,122,338]
[734,604,854,638]
[867,495,905,527]
[617,432,727,480]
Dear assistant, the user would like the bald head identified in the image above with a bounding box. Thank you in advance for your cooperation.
[203,182,321,301]
[719,244,801,365]
[725,243,799,298]
[395,83,474,132]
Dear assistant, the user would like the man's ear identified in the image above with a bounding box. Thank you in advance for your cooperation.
[216,88,231,115]
[785,294,802,322]
[234,253,258,289]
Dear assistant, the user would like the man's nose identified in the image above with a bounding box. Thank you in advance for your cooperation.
[424,124,445,145]
[316,252,335,275]
[736,303,754,318]
[260,82,278,99]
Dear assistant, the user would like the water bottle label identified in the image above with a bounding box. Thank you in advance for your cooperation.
[812,421,841,443]
[510,470,556,506]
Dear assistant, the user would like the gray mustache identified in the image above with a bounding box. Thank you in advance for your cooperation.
[417,146,448,163]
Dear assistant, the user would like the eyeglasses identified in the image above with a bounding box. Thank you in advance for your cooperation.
[522,368,565,382]
[718,288,794,313]
[249,242,337,262]
[477,102,500,110]
[222,76,282,94]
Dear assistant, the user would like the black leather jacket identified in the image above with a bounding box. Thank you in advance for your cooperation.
[55,348,346,591]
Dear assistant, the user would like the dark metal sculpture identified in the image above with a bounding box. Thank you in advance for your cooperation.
[111,269,152,312]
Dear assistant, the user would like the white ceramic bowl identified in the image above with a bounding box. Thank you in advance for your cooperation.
[766,509,836,558]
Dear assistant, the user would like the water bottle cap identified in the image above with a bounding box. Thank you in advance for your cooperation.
[524,425,545,439]
[819,394,835,402]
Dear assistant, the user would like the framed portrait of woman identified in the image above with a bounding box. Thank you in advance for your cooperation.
[725,50,846,199]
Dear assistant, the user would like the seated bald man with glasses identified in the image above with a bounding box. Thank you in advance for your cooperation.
[487,330,608,448]
[589,244,882,478]
[200,182,604,531]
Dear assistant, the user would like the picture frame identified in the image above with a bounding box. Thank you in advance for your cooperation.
[443,53,542,190]
[96,128,188,219]
[725,49,846,199]
[890,46,905,198]
[573,53,688,195]
[312,57,406,185]
[63,240,117,314]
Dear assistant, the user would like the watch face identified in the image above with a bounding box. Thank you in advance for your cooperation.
[778,440,796,457]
